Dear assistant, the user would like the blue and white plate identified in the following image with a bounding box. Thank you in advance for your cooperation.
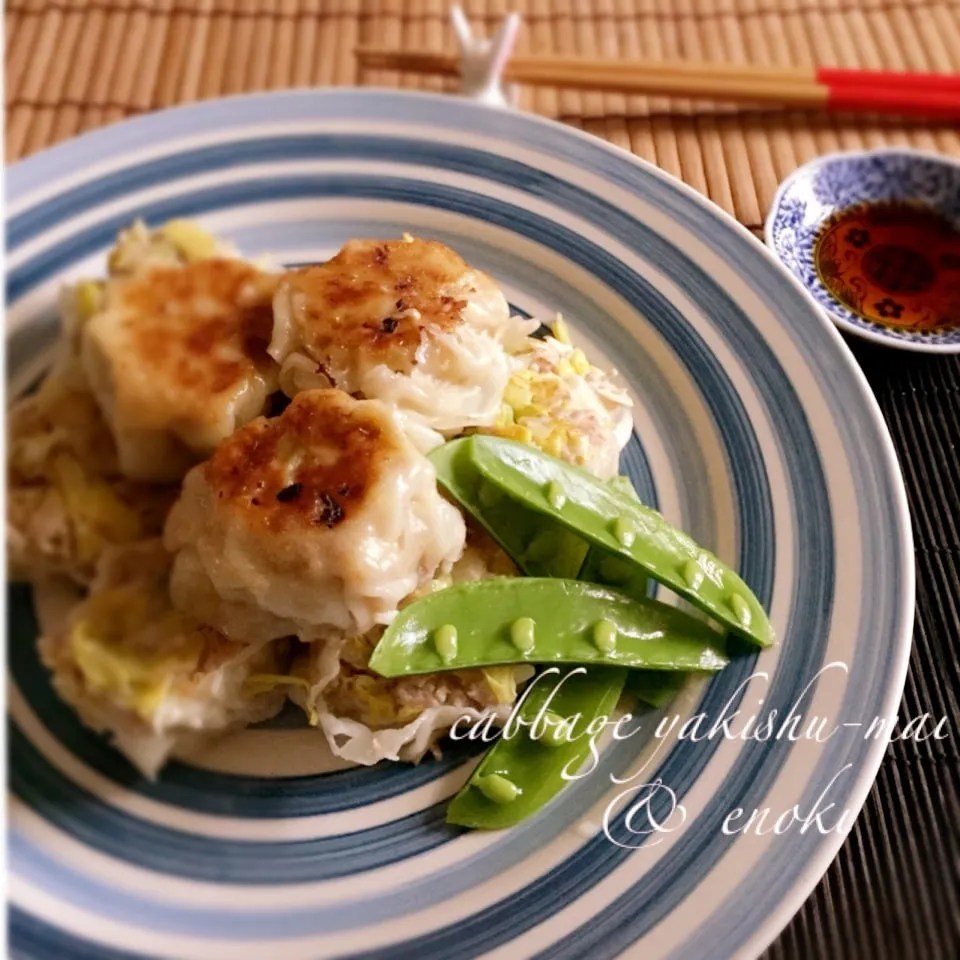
[766,148,960,353]
[7,91,914,960]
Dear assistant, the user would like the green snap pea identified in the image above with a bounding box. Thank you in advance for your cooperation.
[578,476,685,711]
[429,439,587,579]
[592,619,618,653]
[474,773,521,804]
[577,549,650,602]
[626,669,688,708]
[539,711,572,747]
[367,577,729,677]
[576,477,651,602]
[446,666,628,829]
[443,435,775,648]
[434,624,459,664]
[510,617,537,654]
[606,474,638,498]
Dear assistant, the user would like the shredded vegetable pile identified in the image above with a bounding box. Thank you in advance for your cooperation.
[8,222,639,776]
[483,317,633,480]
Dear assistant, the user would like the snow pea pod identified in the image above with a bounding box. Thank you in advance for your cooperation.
[462,435,775,648]
[579,477,685,709]
[626,669,687,708]
[429,438,587,579]
[367,577,729,677]
[579,551,682,707]
[447,478,668,829]
[446,665,627,829]
[576,476,651,602]
[576,533,651,603]
[577,560,687,707]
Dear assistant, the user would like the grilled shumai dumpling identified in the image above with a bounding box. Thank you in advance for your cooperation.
[7,219,239,581]
[270,237,536,447]
[81,258,280,482]
[39,540,289,778]
[287,525,528,765]
[164,388,466,643]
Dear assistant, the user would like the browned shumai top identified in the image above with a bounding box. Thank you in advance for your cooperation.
[113,258,278,398]
[203,389,402,532]
[279,238,476,376]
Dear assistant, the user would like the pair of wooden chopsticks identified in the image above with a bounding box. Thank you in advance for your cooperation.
[356,48,960,120]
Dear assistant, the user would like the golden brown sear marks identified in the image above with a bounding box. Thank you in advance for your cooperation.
[113,258,278,398]
[279,238,477,377]
[204,389,401,532]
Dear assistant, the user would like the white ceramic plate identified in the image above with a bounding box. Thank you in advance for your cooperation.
[6,90,914,960]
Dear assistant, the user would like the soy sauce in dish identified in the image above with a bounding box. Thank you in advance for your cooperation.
[814,201,960,332]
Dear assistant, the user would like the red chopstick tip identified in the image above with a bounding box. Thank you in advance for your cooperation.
[817,66,960,95]
[826,83,960,120]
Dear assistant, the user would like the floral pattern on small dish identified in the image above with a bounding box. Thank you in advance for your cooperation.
[765,149,960,353]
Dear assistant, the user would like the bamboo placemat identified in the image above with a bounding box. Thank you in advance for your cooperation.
[6,0,960,230]
[6,4,960,960]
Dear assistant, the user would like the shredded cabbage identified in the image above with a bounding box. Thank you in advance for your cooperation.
[317,703,512,765]
[158,219,220,262]
[481,323,633,480]
[106,219,232,276]
[68,586,202,719]
[50,454,143,564]
[245,673,318,725]
[73,280,105,322]
[481,666,521,704]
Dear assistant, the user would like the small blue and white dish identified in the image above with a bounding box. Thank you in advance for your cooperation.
[766,149,960,353]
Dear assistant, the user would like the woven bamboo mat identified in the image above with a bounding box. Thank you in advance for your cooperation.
[6,5,960,960]
[5,0,960,230]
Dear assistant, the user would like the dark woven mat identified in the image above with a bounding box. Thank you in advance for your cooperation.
[764,343,960,960]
